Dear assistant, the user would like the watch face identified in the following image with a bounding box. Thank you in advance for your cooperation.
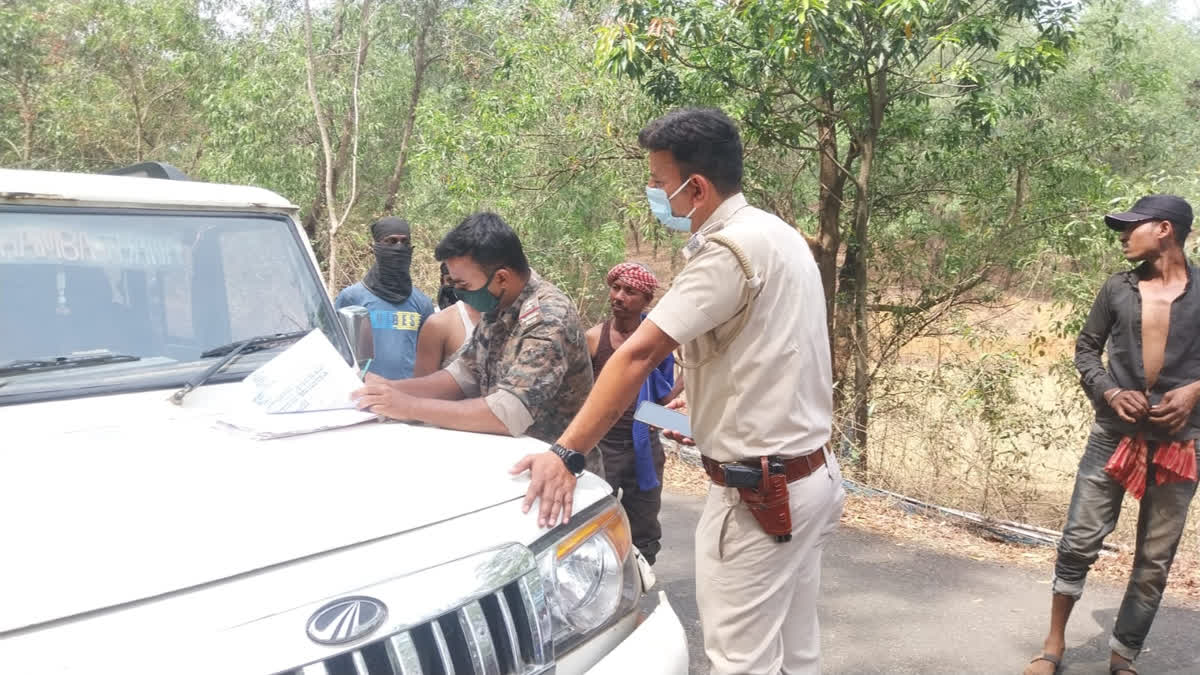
[567,451,586,474]
[552,445,586,475]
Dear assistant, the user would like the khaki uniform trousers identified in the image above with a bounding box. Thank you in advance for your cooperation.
[696,448,845,675]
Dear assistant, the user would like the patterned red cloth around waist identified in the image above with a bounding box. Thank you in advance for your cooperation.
[1104,435,1198,500]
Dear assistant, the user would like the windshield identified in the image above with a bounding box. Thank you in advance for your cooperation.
[0,207,345,403]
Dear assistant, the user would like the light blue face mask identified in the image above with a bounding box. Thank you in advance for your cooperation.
[645,177,697,232]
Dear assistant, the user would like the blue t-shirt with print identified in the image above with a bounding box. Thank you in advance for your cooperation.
[334,282,434,379]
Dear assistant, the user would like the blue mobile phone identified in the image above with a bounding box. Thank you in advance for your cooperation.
[633,400,692,438]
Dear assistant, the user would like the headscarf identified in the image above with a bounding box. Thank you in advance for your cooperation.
[362,217,413,304]
[606,262,659,298]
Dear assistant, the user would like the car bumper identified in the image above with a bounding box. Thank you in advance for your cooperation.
[555,591,689,675]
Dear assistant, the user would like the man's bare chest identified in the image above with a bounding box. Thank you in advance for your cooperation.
[1139,282,1186,329]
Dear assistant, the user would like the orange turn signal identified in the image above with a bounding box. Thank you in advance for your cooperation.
[555,504,633,563]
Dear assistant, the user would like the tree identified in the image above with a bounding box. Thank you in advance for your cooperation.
[0,0,56,165]
[69,0,218,166]
[598,0,1079,468]
[381,0,446,215]
[303,0,374,290]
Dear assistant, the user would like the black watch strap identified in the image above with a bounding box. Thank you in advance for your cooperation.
[550,443,586,475]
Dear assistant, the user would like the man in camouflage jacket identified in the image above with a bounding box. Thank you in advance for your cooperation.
[353,212,596,469]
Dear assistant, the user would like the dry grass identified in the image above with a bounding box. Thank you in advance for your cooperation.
[864,294,1200,555]
[663,452,710,496]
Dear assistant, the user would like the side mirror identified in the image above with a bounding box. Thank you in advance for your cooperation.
[337,305,374,366]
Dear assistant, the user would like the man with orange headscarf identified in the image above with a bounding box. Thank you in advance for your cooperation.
[585,262,683,565]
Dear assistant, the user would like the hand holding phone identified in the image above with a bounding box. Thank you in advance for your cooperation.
[634,400,692,440]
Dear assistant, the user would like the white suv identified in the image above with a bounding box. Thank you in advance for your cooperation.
[0,167,688,675]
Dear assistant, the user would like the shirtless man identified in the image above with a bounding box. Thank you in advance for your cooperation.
[1025,195,1199,675]
[412,263,480,377]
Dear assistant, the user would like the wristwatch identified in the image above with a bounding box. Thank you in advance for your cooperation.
[550,443,587,476]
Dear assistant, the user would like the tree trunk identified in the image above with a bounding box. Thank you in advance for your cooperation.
[302,0,353,255]
[382,0,440,215]
[814,104,845,351]
[845,64,887,474]
[1007,165,1027,228]
[833,242,858,408]
[303,0,373,291]
[328,235,339,293]
[849,145,873,472]
[302,134,328,242]
[815,96,857,460]
[19,87,34,163]
[132,96,145,162]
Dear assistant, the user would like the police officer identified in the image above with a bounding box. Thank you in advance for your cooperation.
[354,212,597,471]
[514,108,845,674]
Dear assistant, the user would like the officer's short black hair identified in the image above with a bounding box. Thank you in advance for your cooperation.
[638,107,744,196]
[435,212,531,276]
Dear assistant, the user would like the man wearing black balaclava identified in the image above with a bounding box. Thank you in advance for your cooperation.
[335,216,435,379]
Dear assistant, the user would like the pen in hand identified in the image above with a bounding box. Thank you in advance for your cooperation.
[358,358,373,380]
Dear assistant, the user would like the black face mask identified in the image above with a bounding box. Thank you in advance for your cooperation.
[363,242,413,304]
[437,284,459,310]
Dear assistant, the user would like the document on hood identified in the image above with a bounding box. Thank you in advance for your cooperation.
[242,328,365,413]
[218,407,377,440]
[216,329,377,438]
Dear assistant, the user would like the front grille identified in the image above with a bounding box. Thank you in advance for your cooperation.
[282,572,550,675]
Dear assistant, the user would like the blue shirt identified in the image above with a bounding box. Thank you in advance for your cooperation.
[334,282,434,379]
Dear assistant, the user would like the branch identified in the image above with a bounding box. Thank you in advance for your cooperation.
[383,0,442,214]
[303,0,340,233]
[868,273,988,316]
[145,81,188,110]
[1031,132,1121,168]
[337,0,373,229]
[874,187,979,202]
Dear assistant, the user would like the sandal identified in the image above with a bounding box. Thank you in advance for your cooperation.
[1110,664,1137,675]
[1027,653,1062,674]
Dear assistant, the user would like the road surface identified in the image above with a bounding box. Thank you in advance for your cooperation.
[641,491,1200,674]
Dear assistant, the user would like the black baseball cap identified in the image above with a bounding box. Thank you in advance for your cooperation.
[1104,194,1193,232]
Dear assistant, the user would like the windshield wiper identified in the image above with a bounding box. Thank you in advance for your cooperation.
[169,330,309,405]
[200,330,311,359]
[0,353,140,378]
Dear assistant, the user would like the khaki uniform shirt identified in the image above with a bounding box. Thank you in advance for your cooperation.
[648,194,832,462]
[446,271,593,443]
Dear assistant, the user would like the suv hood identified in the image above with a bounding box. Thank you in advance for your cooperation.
[0,384,572,634]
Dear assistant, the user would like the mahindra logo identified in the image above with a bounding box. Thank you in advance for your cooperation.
[305,596,388,645]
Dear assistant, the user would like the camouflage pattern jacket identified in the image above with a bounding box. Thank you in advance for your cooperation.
[445,271,593,444]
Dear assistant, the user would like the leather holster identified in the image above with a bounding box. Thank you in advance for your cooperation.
[736,457,793,542]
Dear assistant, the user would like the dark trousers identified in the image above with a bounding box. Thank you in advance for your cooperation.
[598,434,665,565]
[1053,424,1198,659]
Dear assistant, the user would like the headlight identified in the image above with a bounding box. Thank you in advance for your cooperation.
[533,498,641,654]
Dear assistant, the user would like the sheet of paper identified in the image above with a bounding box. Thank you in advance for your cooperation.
[241,329,364,413]
[218,407,377,440]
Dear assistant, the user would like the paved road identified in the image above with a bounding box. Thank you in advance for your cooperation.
[641,491,1200,674]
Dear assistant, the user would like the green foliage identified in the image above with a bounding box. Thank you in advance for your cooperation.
[1,0,1199,340]
[348,0,649,318]
[0,0,651,320]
